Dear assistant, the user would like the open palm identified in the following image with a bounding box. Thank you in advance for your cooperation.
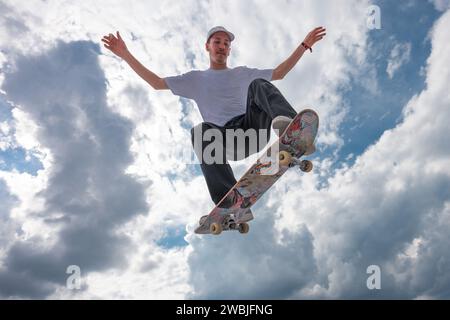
[303,27,326,49]
[101,31,128,58]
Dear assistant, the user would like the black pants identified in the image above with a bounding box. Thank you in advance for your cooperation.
[190,79,297,205]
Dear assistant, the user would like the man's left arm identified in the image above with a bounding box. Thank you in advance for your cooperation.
[272,27,326,81]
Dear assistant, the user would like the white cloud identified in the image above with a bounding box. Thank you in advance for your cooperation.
[1,0,449,299]
[0,39,151,297]
[386,42,412,79]
[0,0,376,299]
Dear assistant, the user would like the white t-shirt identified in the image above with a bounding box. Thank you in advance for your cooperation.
[165,66,273,126]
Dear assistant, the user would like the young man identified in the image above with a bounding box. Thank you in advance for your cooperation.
[102,26,326,216]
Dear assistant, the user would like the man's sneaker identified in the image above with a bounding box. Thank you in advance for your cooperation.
[273,115,316,155]
[218,189,238,209]
[272,115,293,137]
[219,188,255,210]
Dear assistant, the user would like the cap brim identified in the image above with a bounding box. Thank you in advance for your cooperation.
[207,30,235,42]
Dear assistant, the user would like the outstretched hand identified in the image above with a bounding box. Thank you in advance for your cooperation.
[101,31,128,58]
[303,27,326,49]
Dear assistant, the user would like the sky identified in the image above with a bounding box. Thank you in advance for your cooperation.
[0,0,449,299]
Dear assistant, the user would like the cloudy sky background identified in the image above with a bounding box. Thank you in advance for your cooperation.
[0,0,449,299]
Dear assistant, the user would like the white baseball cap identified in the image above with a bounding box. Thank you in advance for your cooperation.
[206,26,235,42]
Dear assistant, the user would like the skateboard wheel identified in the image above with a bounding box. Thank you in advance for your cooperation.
[210,222,222,235]
[300,160,313,172]
[238,222,249,234]
[278,151,292,167]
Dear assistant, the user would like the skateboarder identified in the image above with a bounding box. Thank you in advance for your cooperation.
[102,25,326,213]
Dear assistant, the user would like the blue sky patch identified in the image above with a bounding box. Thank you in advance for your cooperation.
[156,226,189,249]
[0,95,43,175]
[322,0,441,168]
[0,148,43,174]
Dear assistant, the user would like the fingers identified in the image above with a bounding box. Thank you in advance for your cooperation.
[314,27,326,36]
[101,35,115,52]
[315,33,326,41]
[303,26,327,48]
[101,40,114,49]
[307,27,326,38]
[101,31,123,46]
[313,26,326,42]
[101,33,116,41]
[101,32,119,47]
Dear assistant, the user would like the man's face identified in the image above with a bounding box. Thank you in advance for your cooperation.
[205,31,231,65]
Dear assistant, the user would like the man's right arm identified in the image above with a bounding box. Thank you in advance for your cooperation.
[122,50,168,90]
[101,31,168,91]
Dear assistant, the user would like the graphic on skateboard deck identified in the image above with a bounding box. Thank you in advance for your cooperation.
[194,109,319,235]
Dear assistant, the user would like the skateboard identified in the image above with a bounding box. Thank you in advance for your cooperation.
[194,109,319,235]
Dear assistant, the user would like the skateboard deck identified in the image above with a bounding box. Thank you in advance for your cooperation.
[194,108,319,235]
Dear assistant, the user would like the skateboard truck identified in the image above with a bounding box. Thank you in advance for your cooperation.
[278,150,313,172]
[199,214,250,235]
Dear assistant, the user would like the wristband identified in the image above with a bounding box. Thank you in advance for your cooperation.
[301,42,312,52]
